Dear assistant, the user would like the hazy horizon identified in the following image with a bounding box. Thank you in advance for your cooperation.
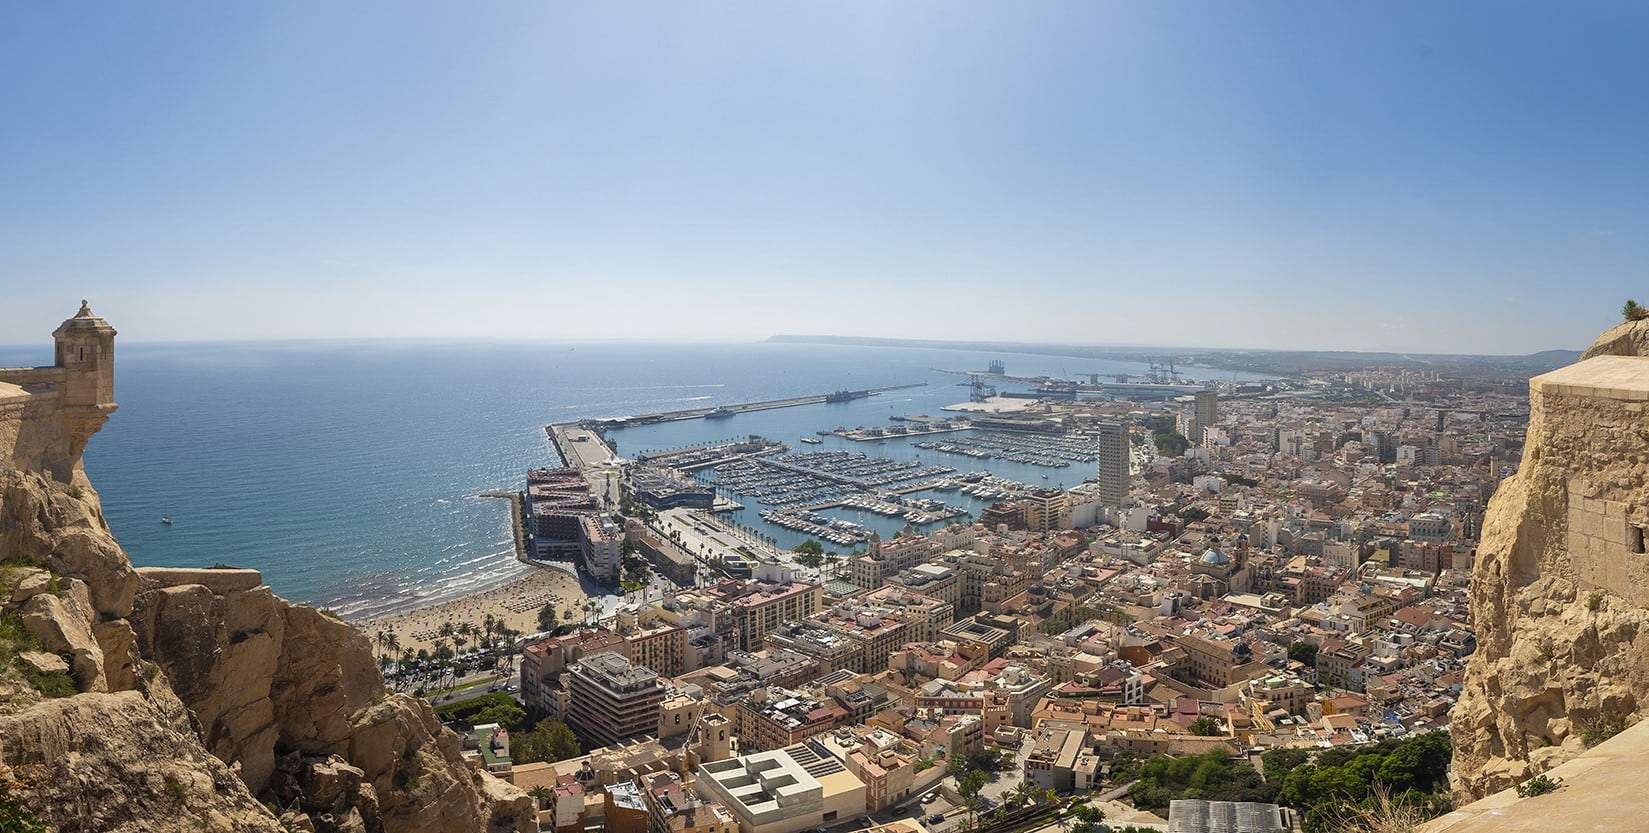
[4,3,1646,354]
[0,328,1587,360]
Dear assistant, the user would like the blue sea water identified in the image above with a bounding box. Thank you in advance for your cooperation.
[0,338,1253,619]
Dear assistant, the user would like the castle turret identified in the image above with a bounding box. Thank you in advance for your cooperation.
[53,300,117,409]
[51,300,117,476]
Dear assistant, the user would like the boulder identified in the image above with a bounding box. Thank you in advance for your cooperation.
[17,650,68,676]
[18,588,104,693]
[0,691,285,833]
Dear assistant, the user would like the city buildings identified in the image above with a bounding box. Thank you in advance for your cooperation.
[693,744,866,833]
[565,652,667,748]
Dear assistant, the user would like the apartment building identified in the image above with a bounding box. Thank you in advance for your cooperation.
[565,652,667,749]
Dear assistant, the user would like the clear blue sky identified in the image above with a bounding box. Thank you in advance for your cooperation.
[3,2,1645,353]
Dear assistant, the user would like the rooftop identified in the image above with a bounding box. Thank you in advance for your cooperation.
[573,651,661,690]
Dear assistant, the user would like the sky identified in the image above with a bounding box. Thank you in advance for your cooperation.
[2,2,1646,354]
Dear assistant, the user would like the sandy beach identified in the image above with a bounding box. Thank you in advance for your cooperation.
[354,565,592,655]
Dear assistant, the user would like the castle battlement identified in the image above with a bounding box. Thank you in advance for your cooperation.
[0,301,116,481]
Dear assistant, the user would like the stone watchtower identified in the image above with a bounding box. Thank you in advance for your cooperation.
[52,301,118,468]
[0,301,117,480]
[54,300,118,410]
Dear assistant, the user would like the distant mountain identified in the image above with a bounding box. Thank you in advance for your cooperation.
[766,335,1582,381]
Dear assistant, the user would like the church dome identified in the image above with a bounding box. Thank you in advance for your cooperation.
[1200,548,1229,566]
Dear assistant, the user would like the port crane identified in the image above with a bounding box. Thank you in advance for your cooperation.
[1147,359,1184,385]
[958,375,997,403]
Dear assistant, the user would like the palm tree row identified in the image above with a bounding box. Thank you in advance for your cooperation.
[372,612,525,694]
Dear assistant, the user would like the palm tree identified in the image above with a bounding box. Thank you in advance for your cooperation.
[384,632,401,666]
[527,785,551,810]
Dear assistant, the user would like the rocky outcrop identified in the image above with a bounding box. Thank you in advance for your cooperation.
[0,423,531,830]
[1451,323,1649,800]
[130,567,531,833]
[1580,317,1649,360]
[0,690,285,833]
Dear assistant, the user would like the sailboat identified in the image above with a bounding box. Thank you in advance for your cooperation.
[162,504,173,525]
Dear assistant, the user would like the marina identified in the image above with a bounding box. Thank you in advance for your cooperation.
[827,416,972,442]
[703,450,959,508]
[633,435,787,471]
[913,428,1100,467]
[581,360,1164,551]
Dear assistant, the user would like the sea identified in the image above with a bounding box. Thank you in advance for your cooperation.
[0,338,1263,620]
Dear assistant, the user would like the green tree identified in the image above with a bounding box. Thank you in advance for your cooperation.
[1626,299,1648,322]
[792,539,824,556]
[538,603,559,633]
[473,700,527,732]
[1068,803,1106,833]
[1262,747,1310,781]
[514,719,582,764]
[1288,641,1318,667]
[1153,431,1190,457]
[1189,716,1223,736]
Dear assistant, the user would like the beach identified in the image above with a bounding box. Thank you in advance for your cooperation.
[354,565,591,655]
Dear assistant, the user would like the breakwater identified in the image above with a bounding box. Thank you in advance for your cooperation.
[589,383,926,427]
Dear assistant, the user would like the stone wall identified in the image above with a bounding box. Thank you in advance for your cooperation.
[1451,342,1649,800]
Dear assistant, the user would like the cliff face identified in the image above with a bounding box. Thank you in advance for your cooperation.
[0,306,532,833]
[1451,322,1649,800]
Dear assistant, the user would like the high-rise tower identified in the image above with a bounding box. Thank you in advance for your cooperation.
[1095,420,1130,509]
[1192,389,1218,447]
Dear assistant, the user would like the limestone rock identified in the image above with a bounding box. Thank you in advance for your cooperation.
[1581,317,1649,360]
[1452,352,1649,800]
[8,569,52,604]
[132,569,535,833]
[18,585,104,693]
[479,773,537,833]
[0,691,284,833]
[17,650,67,676]
[94,617,140,691]
[0,470,137,618]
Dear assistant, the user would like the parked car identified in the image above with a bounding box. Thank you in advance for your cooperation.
[921,793,937,804]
